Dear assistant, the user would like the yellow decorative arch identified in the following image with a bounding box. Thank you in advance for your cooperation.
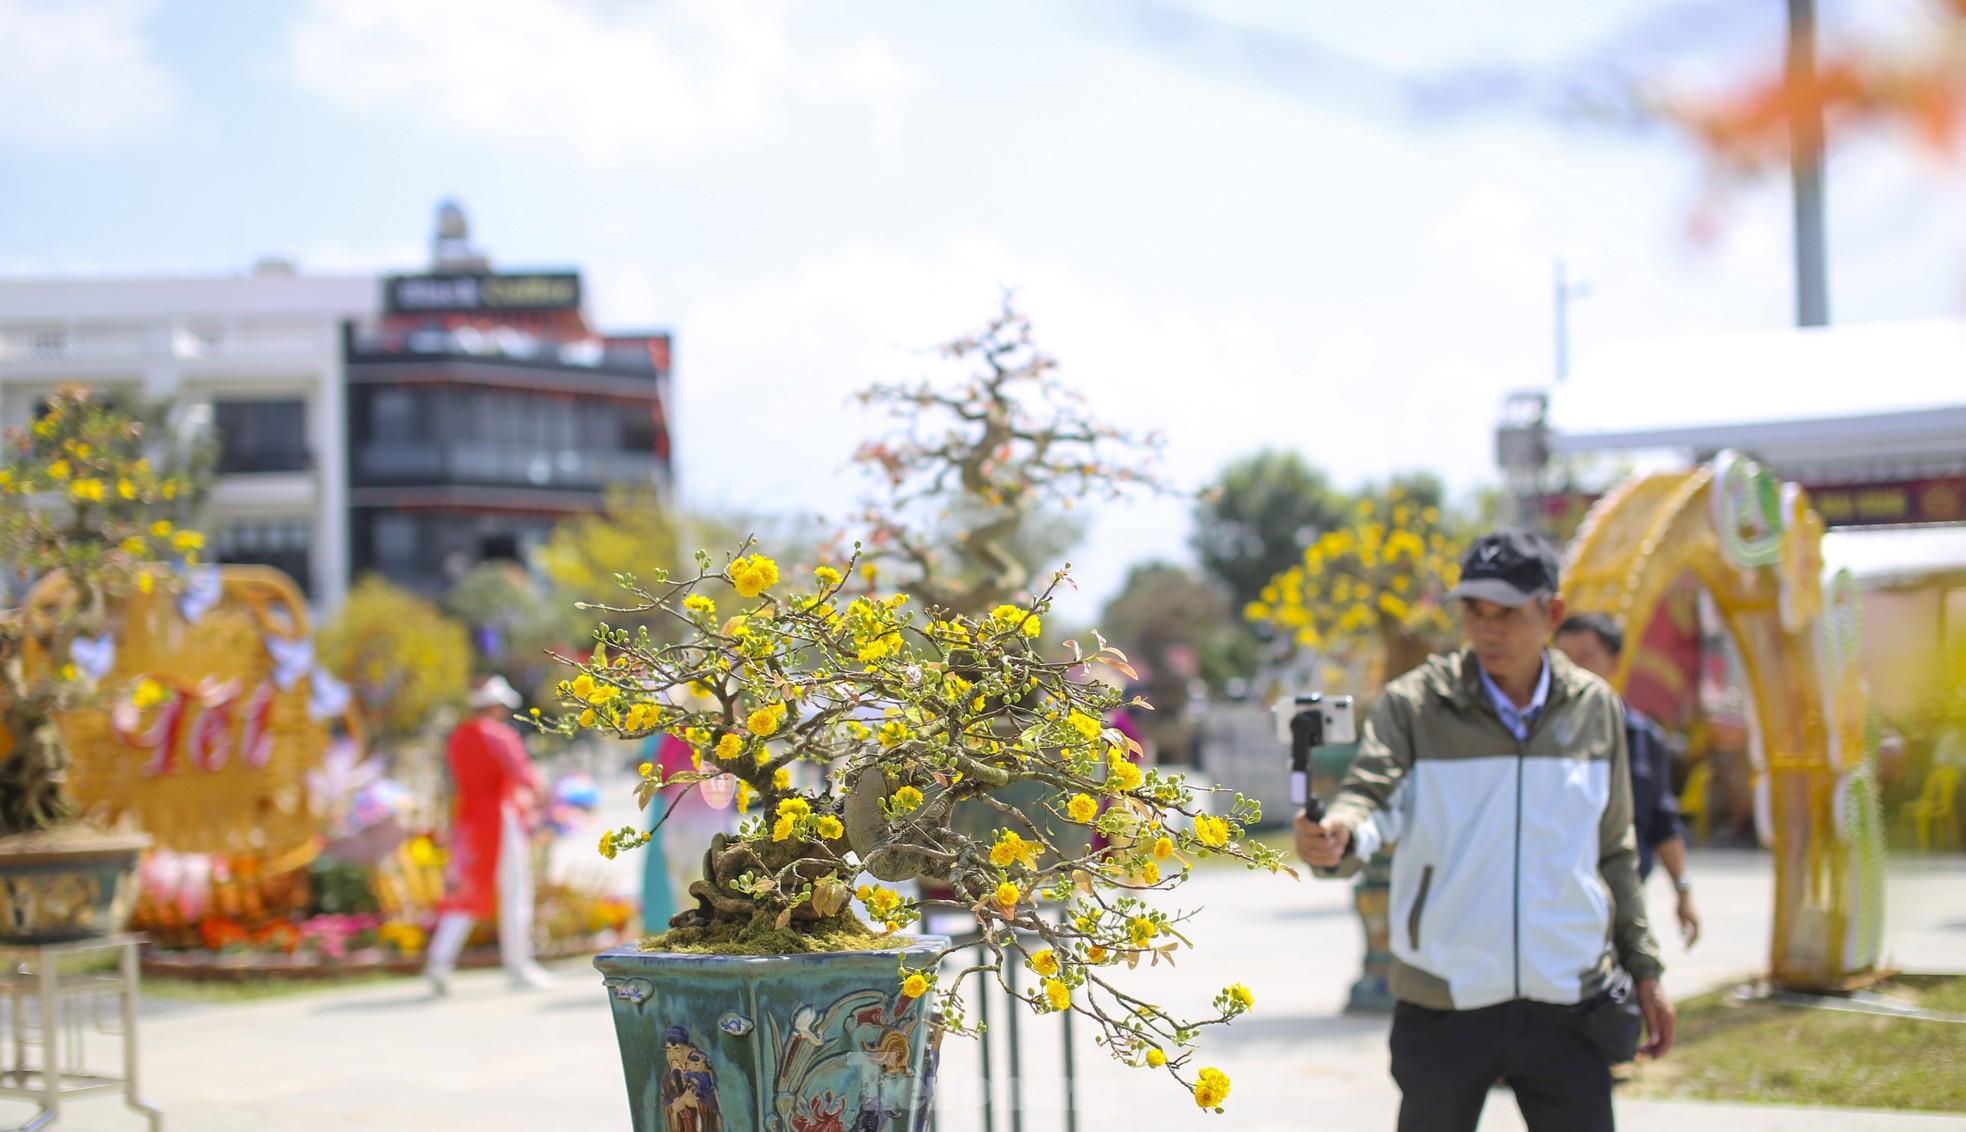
[1565,454,1883,991]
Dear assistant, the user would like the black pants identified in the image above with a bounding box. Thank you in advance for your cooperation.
[1389,999,1613,1132]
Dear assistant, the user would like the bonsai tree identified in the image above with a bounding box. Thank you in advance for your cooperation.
[848,296,1168,616]
[0,385,206,836]
[550,544,1282,1111]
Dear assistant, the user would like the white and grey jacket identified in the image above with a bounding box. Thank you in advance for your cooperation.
[1321,648,1664,1011]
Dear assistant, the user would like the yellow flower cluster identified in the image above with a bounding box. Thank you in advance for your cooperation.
[622,702,663,731]
[684,593,716,615]
[858,885,905,921]
[715,733,745,762]
[814,565,843,586]
[901,972,929,998]
[1106,748,1143,793]
[891,785,924,813]
[772,796,812,842]
[1193,814,1229,848]
[989,829,1039,869]
[1066,793,1098,824]
[988,603,1042,639]
[1028,948,1060,977]
[747,701,787,737]
[1067,710,1103,742]
[1043,978,1071,1011]
[1192,1067,1231,1109]
[729,554,780,598]
[1243,488,1463,656]
[378,921,426,955]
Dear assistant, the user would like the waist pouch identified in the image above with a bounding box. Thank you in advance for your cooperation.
[1567,969,1643,1064]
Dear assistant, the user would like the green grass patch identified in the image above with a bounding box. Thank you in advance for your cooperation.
[1625,975,1966,1113]
[141,972,402,1004]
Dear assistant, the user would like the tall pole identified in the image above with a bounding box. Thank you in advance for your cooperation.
[1788,0,1830,326]
[1554,258,1591,383]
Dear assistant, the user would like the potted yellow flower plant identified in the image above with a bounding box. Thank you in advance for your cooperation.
[551,305,1287,1131]
[0,385,208,940]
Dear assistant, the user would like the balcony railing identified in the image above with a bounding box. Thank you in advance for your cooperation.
[0,321,335,366]
[354,441,660,490]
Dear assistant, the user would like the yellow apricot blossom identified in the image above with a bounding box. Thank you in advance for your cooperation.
[1193,1067,1231,1109]
[1044,978,1070,1011]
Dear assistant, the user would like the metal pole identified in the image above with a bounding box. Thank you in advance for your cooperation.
[1060,1000,1079,1132]
[1788,0,1830,326]
[1554,259,1570,383]
[976,943,994,1132]
[1004,960,1023,1132]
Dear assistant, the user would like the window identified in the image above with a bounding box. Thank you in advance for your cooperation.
[619,403,659,453]
[214,400,308,474]
[374,515,419,572]
[370,389,418,441]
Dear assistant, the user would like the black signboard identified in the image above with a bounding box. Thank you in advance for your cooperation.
[385,273,581,315]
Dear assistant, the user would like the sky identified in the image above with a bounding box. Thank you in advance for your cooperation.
[3,0,1963,619]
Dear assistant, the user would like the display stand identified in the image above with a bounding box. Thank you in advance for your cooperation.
[0,934,162,1131]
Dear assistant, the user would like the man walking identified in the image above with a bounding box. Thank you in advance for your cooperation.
[424,674,556,993]
[1556,612,1701,947]
[1297,530,1672,1132]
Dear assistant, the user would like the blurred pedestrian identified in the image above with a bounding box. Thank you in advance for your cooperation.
[1296,530,1671,1132]
[1556,612,1700,947]
[423,675,555,993]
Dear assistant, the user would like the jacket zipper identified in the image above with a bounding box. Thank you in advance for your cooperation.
[1512,746,1524,1000]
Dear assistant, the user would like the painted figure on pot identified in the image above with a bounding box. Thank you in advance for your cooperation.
[662,1024,723,1132]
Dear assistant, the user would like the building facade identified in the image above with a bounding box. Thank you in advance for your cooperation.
[0,264,372,609]
[0,203,674,609]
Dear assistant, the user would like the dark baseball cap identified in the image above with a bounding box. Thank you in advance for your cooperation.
[1450,529,1562,607]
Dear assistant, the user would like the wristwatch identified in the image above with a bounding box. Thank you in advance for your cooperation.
[1673,876,1692,894]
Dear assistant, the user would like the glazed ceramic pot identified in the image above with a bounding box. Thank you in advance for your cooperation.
[0,832,148,944]
[596,935,949,1132]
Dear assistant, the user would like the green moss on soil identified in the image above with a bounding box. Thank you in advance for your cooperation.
[640,911,906,956]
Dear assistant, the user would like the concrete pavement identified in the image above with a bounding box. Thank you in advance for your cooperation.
[5,832,1962,1130]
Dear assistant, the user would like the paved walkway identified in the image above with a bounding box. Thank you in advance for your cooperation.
[6,835,1961,1130]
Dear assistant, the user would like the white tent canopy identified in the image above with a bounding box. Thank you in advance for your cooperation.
[1547,318,1966,478]
[1822,526,1966,587]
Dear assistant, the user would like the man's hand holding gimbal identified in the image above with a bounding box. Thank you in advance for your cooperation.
[1295,812,1351,869]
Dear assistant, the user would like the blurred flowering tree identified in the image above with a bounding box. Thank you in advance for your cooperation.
[0,385,208,834]
[1243,485,1466,687]
[847,298,1170,617]
[554,543,1280,1109]
[317,576,472,748]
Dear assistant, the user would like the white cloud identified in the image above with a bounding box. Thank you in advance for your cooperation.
[286,0,919,163]
[0,0,178,147]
